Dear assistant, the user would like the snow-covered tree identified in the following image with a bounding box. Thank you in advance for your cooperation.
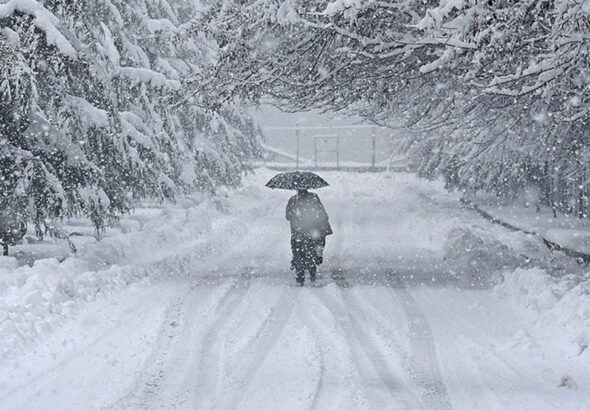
[0,2,103,236]
[202,0,589,217]
[0,0,260,236]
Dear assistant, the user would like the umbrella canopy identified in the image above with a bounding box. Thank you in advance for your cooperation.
[265,171,329,190]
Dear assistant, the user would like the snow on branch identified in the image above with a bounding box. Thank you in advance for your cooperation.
[117,66,181,89]
[414,0,467,30]
[0,0,77,58]
[119,111,156,150]
[99,22,120,66]
[64,95,110,130]
[144,17,179,34]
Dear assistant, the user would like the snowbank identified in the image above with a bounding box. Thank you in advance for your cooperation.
[457,198,590,360]
[0,182,270,361]
[495,267,590,357]
[430,184,590,365]
[444,227,525,282]
[444,203,590,359]
[476,201,590,256]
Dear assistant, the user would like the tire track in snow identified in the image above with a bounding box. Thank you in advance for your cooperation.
[215,287,299,410]
[2,316,130,403]
[301,297,339,410]
[191,272,253,409]
[318,290,424,410]
[111,274,249,410]
[343,181,452,409]
[2,284,186,406]
[156,272,249,409]
[388,274,453,410]
[106,290,189,410]
[308,346,327,410]
[323,180,423,408]
[332,183,451,409]
[300,292,369,410]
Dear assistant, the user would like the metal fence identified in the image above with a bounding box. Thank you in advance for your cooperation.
[258,124,403,171]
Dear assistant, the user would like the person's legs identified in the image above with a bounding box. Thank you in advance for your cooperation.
[309,265,316,282]
[295,234,318,285]
[291,233,306,285]
[314,237,326,265]
[296,270,305,286]
[300,236,319,283]
[302,236,317,270]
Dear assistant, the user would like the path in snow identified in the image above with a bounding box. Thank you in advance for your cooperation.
[1,170,588,409]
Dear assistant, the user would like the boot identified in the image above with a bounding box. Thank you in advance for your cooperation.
[309,267,317,283]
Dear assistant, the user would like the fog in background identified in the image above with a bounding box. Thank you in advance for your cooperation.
[250,105,400,165]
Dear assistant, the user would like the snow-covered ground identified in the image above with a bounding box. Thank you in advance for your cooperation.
[475,201,590,256]
[1,169,589,409]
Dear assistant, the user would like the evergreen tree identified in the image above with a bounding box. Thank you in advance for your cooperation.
[0,0,260,239]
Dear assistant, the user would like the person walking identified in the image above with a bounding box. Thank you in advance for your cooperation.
[286,188,332,286]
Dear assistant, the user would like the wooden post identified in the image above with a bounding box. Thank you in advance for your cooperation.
[314,145,318,170]
[2,243,7,256]
[371,126,376,171]
[336,137,340,170]
[295,120,300,171]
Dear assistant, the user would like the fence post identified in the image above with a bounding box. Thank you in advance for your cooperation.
[295,120,300,171]
[371,126,376,171]
[337,137,340,170]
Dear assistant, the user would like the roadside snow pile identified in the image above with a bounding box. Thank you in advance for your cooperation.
[443,221,590,354]
[443,227,525,284]
[1,258,107,358]
[78,194,211,267]
[495,267,590,356]
[0,183,270,361]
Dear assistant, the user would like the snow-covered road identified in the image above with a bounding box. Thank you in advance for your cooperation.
[1,170,588,409]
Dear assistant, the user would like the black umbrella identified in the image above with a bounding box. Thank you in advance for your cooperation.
[265,171,329,190]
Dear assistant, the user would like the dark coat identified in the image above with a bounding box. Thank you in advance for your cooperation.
[285,191,332,239]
